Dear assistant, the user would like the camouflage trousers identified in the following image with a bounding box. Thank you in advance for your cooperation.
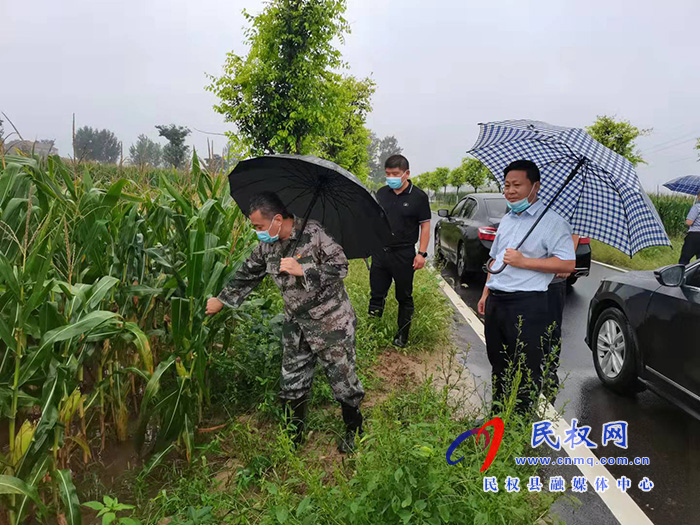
[280,308,365,408]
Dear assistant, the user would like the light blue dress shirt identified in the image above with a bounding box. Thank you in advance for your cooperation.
[687,203,700,233]
[487,200,575,293]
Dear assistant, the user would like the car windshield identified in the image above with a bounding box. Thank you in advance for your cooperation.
[485,198,507,218]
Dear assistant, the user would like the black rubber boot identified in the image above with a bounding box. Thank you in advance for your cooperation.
[338,403,364,454]
[282,396,308,448]
[393,305,414,348]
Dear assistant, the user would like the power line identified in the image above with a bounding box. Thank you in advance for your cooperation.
[641,131,700,154]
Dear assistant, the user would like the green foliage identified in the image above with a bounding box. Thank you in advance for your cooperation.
[74,126,121,164]
[591,237,681,270]
[317,75,375,182]
[432,167,450,197]
[156,125,191,169]
[131,382,555,524]
[207,0,373,177]
[462,157,488,193]
[648,193,694,238]
[0,152,258,522]
[83,495,139,525]
[586,115,650,166]
[129,135,162,168]
[367,134,403,183]
[448,165,466,194]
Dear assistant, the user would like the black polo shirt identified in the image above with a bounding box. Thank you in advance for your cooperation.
[376,180,431,248]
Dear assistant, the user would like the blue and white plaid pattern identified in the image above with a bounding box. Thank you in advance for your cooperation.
[468,120,671,256]
[663,175,700,197]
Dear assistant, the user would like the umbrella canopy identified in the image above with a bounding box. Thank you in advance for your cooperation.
[663,175,700,197]
[468,120,670,257]
[228,154,392,259]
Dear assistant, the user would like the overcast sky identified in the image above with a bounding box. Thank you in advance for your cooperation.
[2,0,699,191]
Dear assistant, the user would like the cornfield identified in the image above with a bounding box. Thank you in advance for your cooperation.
[648,193,695,238]
[0,152,256,523]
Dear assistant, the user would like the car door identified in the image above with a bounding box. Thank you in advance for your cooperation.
[643,262,700,396]
[442,199,466,256]
[459,198,480,264]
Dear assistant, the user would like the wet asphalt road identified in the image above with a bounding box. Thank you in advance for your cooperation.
[428,213,700,524]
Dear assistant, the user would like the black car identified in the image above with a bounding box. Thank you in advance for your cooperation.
[434,193,591,284]
[586,261,700,418]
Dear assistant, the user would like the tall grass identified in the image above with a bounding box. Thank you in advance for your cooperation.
[648,193,694,238]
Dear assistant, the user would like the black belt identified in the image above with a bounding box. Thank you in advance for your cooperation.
[489,289,546,297]
[382,244,415,252]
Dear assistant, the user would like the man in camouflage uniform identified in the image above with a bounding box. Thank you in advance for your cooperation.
[206,192,364,453]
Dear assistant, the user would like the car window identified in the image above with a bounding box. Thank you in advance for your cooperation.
[451,200,465,217]
[461,199,477,219]
[485,198,508,218]
[686,264,700,288]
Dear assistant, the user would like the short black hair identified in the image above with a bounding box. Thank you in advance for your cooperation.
[385,154,409,171]
[504,160,540,184]
[249,192,292,219]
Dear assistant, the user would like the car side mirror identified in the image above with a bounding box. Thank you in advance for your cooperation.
[654,264,686,287]
[438,209,449,217]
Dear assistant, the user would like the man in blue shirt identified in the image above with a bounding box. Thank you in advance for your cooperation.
[477,160,575,412]
[679,193,700,265]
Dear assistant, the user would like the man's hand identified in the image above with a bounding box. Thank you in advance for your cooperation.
[280,257,304,277]
[503,248,527,269]
[556,272,571,279]
[477,293,488,316]
[206,297,224,316]
[413,253,426,270]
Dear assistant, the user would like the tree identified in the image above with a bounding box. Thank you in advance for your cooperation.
[74,126,121,163]
[318,75,375,181]
[432,167,450,199]
[586,115,650,166]
[367,133,403,183]
[129,134,162,168]
[449,165,467,196]
[207,0,372,170]
[156,124,191,169]
[696,138,699,161]
[462,157,488,193]
[414,171,435,199]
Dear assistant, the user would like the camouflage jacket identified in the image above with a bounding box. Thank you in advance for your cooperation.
[217,217,353,322]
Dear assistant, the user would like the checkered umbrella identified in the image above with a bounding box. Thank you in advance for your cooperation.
[468,120,670,260]
[663,175,700,197]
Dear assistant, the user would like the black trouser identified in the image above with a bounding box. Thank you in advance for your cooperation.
[369,246,415,337]
[546,280,566,389]
[679,232,700,265]
[484,290,557,412]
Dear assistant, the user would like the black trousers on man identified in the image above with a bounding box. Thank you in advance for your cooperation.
[679,232,700,265]
[484,290,558,412]
[368,246,415,340]
[546,280,567,393]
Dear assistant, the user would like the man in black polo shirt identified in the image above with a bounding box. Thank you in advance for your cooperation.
[369,154,431,347]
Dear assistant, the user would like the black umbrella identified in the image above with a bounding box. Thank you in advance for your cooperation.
[228,154,392,259]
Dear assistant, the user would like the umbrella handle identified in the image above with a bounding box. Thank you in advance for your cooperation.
[285,186,323,259]
[484,257,507,275]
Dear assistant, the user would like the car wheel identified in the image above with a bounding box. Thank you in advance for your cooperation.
[566,276,578,288]
[592,307,644,395]
[434,232,445,263]
[457,243,469,281]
